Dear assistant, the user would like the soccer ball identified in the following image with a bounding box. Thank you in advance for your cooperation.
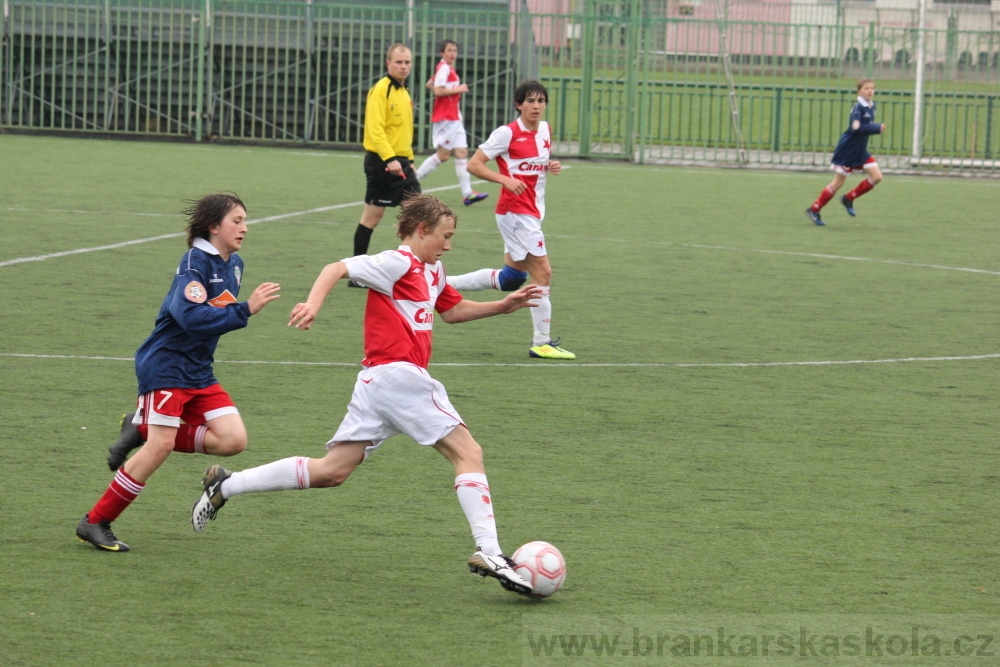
[511,541,566,598]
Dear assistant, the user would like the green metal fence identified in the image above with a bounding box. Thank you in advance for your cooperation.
[532,1,1000,173]
[0,0,520,150]
[3,0,999,174]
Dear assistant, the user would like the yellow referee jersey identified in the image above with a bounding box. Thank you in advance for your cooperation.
[362,76,414,162]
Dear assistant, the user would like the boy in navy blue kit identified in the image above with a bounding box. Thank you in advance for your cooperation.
[806,79,885,226]
[76,193,281,552]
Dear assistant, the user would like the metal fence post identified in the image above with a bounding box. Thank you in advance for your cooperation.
[911,0,926,164]
[772,86,783,152]
[303,0,314,143]
[414,2,429,153]
[622,0,641,160]
[985,95,994,160]
[578,0,596,158]
[865,22,875,78]
[194,0,208,141]
[1,0,8,125]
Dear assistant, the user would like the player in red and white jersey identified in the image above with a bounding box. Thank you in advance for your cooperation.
[414,40,488,207]
[447,80,575,360]
[191,194,540,596]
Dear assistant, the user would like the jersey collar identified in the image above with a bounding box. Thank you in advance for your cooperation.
[398,244,427,268]
[857,96,872,107]
[193,237,220,255]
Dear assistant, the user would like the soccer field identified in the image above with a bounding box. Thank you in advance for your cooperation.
[1,134,998,665]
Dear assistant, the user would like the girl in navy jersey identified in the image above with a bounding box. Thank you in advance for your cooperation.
[806,79,886,226]
[75,193,281,552]
[191,194,541,596]
[447,80,576,360]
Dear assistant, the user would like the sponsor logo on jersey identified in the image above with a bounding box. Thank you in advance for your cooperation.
[209,289,238,308]
[413,308,435,324]
[518,158,549,173]
[184,281,207,303]
[210,273,223,283]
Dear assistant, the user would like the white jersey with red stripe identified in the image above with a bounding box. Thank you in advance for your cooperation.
[431,60,462,123]
[342,245,463,369]
[479,118,551,219]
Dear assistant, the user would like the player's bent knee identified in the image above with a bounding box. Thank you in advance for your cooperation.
[311,468,352,488]
[454,439,485,470]
[217,440,248,456]
[497,265,528,291]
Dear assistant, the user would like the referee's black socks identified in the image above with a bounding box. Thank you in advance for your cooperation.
[354,224,374,256]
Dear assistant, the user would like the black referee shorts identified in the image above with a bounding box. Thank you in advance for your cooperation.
[364,152,421,207]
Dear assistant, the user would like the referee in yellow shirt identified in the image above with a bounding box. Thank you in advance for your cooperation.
[350,43,422,285]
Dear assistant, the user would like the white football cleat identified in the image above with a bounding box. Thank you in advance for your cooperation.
[468,550,533,595]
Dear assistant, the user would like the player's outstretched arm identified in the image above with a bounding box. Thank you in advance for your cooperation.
[246,282,281,315]
[289,262,349,330]
[439,284,541,324]
[468,150,524,195]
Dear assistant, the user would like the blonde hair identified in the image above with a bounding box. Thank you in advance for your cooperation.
[396,194,457,240]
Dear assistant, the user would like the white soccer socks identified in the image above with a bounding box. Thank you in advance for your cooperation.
[455,472,501,556]
[221,456,311,498]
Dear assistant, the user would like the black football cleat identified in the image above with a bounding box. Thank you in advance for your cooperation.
[107,412,143,471]
[76,514,130,552]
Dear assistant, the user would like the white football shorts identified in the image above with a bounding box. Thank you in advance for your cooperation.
[496,212,547,261]
[328,362,464,459]
[831,156,878,176]
[432,120,468,150]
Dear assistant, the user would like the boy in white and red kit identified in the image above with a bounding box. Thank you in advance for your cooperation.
[191,194,539,596]
[446,79,575,360]
[414,39,488,206]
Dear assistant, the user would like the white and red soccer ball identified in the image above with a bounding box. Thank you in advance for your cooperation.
[511,541,566,598]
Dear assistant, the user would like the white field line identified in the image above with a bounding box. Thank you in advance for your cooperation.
[3,175,996,368]
[0,184,461,268]
[2,207,175,216]
[3,352,999,369]
[4,165,995,276]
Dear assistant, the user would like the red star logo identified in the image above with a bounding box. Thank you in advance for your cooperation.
[537,240,545,249]
[543,138,551,150]
[431,269,441,286]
